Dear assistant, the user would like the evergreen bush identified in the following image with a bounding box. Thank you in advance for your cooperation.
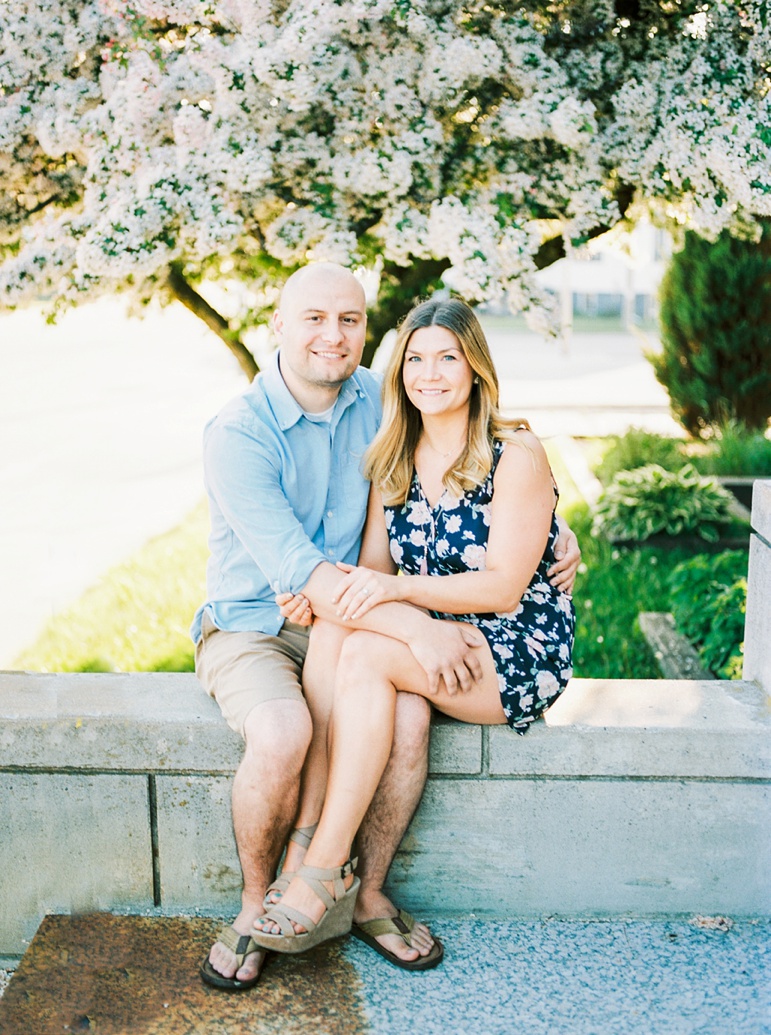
[653,225,771,435]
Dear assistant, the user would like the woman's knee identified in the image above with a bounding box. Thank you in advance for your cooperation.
[337,629,392,680]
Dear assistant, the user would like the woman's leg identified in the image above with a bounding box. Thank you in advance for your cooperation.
[277,619,350,878]
[256,622,503,935]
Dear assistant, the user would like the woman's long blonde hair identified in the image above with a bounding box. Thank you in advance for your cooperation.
[364,297,531,506]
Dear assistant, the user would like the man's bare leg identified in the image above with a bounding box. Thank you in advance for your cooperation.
[353,690,436,962]
[208,698,312,983]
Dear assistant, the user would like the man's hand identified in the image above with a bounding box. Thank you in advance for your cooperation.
[548,518,581,594]
[407,619,485,696]
[276,591,313,626]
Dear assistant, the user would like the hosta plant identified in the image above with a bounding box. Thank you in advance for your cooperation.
[591,463,736,543]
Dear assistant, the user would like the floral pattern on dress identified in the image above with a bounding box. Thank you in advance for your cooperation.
[384,438,575,734]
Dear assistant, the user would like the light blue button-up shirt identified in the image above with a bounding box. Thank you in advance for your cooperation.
[190,350,382,642]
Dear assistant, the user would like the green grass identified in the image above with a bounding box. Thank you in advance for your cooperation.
[14,502,209,673]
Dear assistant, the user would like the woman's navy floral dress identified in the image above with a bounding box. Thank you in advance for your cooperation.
[384,438,575,733]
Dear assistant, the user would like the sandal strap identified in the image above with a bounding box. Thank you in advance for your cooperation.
[356,909,415,941]
[288,823,318,850]
[216,925,259,964]
[298,858,357,902]
[261,901,317,937]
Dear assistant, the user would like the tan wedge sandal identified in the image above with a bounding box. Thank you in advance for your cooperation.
[263,823,318,909]
[251,858,360,954]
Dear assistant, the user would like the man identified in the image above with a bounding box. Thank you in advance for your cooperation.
[193,262,579,988]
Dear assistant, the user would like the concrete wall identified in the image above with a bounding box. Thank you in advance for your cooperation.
[1,481,769,957]
[2,673,769,957]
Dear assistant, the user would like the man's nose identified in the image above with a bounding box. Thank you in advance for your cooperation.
[321,321,343,344]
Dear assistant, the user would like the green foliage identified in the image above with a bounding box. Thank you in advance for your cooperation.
[594,427,686,486]
[668,551,747,678]
[653,225,771,435]
[565,504,690,679]
[689,421,771,477]
[592,463,737,542]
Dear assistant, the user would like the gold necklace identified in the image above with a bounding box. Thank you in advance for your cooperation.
[422,436,465,460]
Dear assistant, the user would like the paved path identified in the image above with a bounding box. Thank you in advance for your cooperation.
[0,303,677,666]
[0,913,768,1034]
[0,300,244,666]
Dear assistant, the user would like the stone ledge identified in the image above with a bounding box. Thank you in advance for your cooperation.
[1,672,768,781]
[637,612,713,680]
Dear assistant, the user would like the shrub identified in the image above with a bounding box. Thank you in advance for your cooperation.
[594,427,686,485]
[591,463,736,542]
[652,225,771,436]
[669,551,747,678]
[689,421,771,477]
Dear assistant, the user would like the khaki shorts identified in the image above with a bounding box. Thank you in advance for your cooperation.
[195,613,310,738]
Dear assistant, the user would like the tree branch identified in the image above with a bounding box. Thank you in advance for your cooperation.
[167,263,259,380]
[534,183,636,270]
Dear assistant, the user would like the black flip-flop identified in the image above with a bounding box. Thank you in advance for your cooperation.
[351,909,444,971]
[200,926,265,991]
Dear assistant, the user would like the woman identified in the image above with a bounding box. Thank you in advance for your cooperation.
[251,297,575,957]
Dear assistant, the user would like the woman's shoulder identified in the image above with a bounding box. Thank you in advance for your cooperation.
[493,430,549,477]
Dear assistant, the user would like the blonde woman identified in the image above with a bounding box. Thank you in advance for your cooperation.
[251,297,575,963]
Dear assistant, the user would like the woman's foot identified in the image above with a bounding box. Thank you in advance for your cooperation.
[263,823,317,908]
[353,888,438,966]
[251,860,359,953]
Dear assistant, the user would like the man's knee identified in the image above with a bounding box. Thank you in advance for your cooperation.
[242,698,313,773]
[391,691,431,760]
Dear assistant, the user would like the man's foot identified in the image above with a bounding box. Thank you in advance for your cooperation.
[201,905,267,990]
[352,889,442,970]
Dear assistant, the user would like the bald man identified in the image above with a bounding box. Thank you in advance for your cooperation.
[192,263,579,988]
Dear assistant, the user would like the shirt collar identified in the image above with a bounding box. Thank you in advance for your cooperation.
[260,349,364,431]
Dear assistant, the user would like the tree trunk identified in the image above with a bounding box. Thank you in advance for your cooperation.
[167,264,259,381]
[363,257,451,368]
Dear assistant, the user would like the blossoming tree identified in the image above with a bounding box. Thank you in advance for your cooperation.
[1,0,769,375]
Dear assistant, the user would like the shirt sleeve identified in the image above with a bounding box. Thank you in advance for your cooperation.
[203,418,326,596]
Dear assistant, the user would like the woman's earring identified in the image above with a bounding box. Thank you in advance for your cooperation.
[473,376,480,384]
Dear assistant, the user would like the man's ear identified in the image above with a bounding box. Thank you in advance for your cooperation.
[272,309,283,337]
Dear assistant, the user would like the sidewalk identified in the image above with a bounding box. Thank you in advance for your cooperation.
[0,914,768,1034]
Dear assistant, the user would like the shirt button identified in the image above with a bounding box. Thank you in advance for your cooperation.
[327,510,333,518]
[327,549,334,556]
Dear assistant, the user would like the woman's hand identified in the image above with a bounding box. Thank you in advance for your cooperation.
[332,562,401,621]
[547,517,581,595]
[276,591,314,626]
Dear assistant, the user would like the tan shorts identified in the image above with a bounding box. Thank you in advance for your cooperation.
[195,613,310,739]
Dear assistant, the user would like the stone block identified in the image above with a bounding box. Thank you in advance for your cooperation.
[429,714,482,774]
[0,773,153,956]
[638,612,713,680]
[155,776,241,913]
[743,481,771,693]
[750,479,771,542]
[0,672,242,772]
[387,778,771,918]
[489,678,771,779]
